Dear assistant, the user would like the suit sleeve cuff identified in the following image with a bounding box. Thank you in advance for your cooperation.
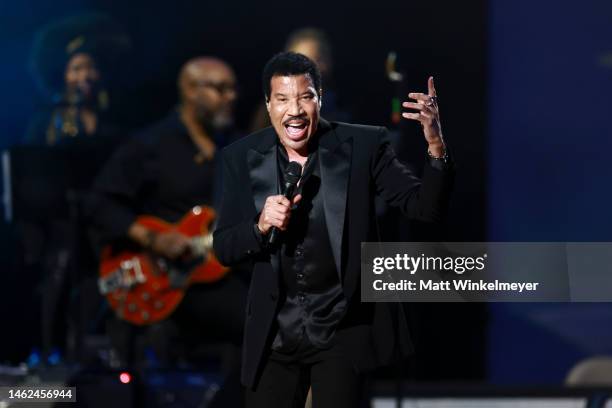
[427,145,454,171]
[252,222,265,246]
[249,212,268,253]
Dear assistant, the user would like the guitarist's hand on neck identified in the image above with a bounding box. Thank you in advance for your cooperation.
[128,223,192,260]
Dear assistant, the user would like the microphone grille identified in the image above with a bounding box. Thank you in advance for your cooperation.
[285,161,302,185]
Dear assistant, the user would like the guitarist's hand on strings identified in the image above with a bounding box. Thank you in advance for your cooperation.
[150,231,192,260]
[128,223,191,260]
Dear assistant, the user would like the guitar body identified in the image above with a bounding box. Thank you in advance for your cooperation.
[99,206,227,325]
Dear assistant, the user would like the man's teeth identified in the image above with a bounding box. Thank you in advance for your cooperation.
[286,124,306,136]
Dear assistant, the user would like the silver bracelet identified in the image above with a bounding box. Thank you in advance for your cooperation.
[427,146,448,162]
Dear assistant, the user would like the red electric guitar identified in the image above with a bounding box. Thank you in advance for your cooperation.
[98,205,228,325]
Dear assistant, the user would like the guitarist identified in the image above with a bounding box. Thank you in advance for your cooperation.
[87,57,247,403]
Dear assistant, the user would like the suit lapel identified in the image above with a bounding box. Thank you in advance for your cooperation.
[247,128,282,289]
[318,120,352,280]
[247,128,279,213]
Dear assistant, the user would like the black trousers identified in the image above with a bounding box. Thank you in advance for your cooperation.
[246,339,364,408]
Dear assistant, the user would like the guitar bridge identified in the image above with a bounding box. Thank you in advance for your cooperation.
[98,257,146,294]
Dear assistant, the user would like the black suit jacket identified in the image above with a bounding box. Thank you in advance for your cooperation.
[213,119,454,388]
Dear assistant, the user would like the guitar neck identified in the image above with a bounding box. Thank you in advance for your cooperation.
[189,233,213,257]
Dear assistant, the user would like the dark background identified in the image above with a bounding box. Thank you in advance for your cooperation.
[0,0,610,386]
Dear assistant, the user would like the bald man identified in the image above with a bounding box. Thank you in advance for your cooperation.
[88,58,247,404]
[175,57,237,162]
[118,57,239,257]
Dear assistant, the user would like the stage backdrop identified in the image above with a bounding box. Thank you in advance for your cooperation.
[487,0,612,384]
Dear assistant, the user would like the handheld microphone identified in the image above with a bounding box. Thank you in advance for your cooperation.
[268,161,302,246]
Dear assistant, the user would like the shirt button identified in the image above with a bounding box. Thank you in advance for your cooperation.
[298,293,305,302]
[295,246,304,257]
[297,273,304,280]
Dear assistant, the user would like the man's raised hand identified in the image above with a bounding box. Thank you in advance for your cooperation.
[402,76,445,158]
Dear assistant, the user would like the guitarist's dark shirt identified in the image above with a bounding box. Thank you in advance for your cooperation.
[88,110,241,243]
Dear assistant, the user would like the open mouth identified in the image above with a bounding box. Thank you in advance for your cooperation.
[283,118,309,140]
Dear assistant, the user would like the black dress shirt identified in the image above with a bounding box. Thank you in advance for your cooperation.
[270,143,347,354]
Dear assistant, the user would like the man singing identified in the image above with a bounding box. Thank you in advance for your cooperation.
[213,52,454,407]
